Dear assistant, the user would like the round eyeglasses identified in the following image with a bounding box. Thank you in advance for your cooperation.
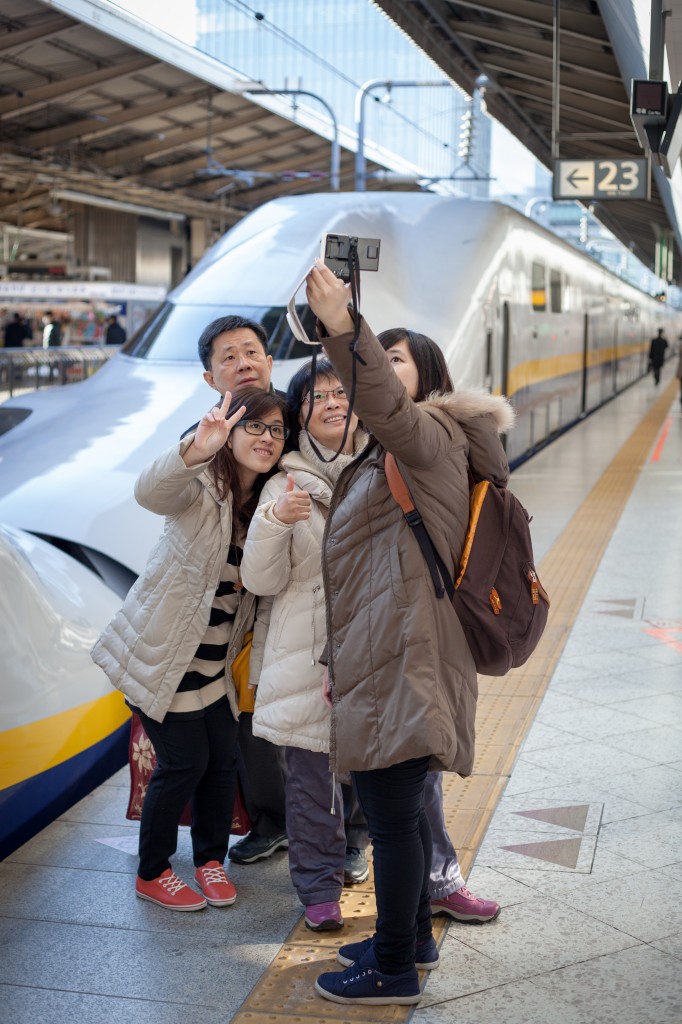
[305,387,347,404]
[236,419,290,441]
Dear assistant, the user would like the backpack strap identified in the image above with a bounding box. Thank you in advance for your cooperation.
[384,453,455,601]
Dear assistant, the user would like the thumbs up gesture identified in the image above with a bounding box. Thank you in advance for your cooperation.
[274,473,312,524]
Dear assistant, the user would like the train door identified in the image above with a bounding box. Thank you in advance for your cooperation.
[484,327,493,393]
[581,313,589,414]
[501,302,510,399]
[612,317,619,394]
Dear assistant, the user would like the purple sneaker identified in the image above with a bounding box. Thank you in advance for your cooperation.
[304,901,343,931]
[431,885,500,923]
[315,947,420,1006]
[337,934,439,970]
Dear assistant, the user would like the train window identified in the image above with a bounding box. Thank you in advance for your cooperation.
[122,302,313,361]
[531,262,546,311]
[550,269,562,313]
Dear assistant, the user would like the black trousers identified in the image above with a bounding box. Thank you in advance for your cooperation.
[353,756,433,974]
[237,711,287,838]
[137,701,239,880]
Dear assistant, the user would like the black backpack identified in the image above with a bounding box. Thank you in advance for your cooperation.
[385,455,549,676]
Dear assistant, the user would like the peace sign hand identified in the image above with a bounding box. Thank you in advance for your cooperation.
[184,391,247,466]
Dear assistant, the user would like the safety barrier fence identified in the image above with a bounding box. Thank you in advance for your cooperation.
[0,346,119,400]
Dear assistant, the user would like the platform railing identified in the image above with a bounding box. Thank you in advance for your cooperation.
[0,346,119,400]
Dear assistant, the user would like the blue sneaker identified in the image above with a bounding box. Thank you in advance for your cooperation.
[315,947,421,1006]
[337,933,439,970]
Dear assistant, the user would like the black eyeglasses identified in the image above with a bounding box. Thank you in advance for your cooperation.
[236,419,289,441]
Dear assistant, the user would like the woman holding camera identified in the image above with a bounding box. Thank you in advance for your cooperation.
[306,262,513,1007]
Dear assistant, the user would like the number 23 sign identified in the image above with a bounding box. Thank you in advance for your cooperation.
[553,158,650,200]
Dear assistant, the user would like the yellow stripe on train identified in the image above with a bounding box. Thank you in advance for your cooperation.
[0,691,130,791]
[506,342,647,397]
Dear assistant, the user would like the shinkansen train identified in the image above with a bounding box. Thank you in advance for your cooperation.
[0,193,679,855]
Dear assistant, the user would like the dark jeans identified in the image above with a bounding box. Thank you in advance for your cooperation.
[237,711,287,838]
[353,756,433,974]
[137,701,239,880]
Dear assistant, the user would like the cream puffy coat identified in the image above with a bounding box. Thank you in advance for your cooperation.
[91,437,255,723]
[242,434,365,752]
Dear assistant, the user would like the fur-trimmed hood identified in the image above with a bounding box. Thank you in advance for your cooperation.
[422,389,515,434]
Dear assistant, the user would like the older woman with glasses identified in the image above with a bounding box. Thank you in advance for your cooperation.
[241,359,371,931]
[93,386,288,912]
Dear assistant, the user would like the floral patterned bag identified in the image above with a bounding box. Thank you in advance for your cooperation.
[126,713,251,834]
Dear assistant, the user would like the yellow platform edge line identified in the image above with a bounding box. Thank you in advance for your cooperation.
[229,379,677,1024]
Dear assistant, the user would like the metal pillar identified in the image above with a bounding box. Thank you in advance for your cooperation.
[245,87,340,190]
[552,0,560,160]
[354,78,451,191]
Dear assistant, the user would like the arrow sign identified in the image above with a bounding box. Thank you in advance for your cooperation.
[557,160,595,197]
[554,158,649,200]
[567,168,590,189]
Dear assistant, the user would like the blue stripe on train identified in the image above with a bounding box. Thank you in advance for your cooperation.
[0,721,129,860]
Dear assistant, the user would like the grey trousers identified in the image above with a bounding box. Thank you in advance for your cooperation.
[284,746,357,906]
[285,747,463,905]
[424,771,464,898]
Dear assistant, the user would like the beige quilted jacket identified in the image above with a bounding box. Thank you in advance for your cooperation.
[91,436,255,723]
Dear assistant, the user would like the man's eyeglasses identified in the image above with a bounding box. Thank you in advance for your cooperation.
[304,387,347,405]
[236,419,290,441]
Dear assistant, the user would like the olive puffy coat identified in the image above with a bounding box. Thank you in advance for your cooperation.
[321,318,514,775]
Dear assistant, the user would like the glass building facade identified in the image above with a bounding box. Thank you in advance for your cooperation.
[193,0,491,195]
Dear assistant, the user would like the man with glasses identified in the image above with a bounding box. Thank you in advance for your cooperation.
[189,315,289,865]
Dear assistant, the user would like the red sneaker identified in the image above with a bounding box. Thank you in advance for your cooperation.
[136,869,207,911]
[431,885,500,923]
[194,860,237,907]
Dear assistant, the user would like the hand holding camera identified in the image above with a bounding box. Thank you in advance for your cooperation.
[306,261,355,336]
[274,473,312,524]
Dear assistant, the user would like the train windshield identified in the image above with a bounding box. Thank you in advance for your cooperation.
[121,302,317,362]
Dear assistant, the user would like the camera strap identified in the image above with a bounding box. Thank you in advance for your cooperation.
[304,239,366,463]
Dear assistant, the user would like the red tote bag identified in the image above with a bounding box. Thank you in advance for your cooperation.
[126,712,251,835]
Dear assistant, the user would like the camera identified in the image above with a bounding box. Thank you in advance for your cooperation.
[321,233,381,282]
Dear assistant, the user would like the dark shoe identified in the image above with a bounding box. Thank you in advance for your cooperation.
[337,933,439,970]
[315,947,420,1006]
[228,832,288,864]
[304,901,343,931]
[344,847,369,885]
[431,885,500,923]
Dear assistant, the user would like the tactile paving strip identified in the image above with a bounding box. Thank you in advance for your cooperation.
[230,379,677,1023]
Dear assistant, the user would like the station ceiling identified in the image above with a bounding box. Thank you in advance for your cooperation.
[374,0,681,278]
[0,0,404,245]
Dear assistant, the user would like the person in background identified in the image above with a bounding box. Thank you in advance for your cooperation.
[105,315,127,345]
[306,262,513,1008]
[4,313,28,347]
[648,327,668,386]
[42,311,62,348]
[196,315,289,866]
[92,386,288,911]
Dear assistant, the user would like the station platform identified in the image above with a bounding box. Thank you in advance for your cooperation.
[1,363,681,1024]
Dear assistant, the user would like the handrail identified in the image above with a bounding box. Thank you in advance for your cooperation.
[0,345,119,400]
